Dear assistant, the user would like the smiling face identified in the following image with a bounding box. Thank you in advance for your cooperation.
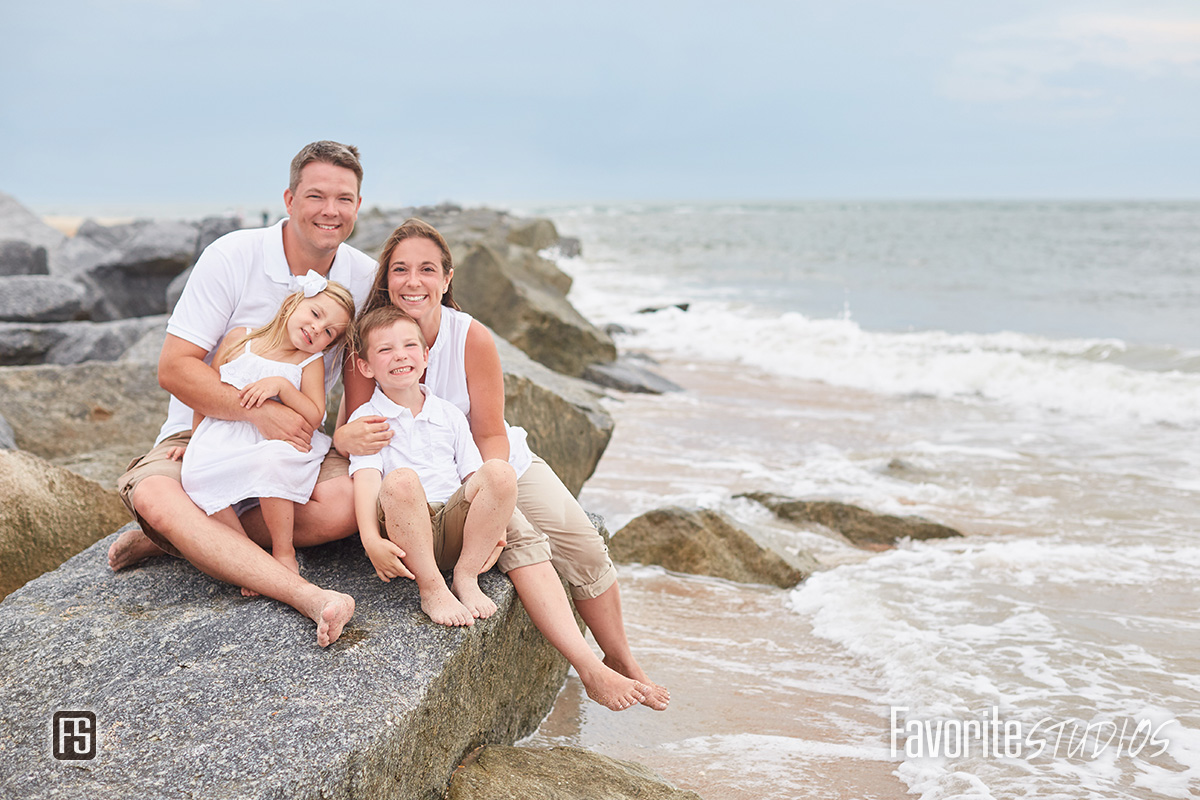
[386,236,452,323]
[287,292,351,355]
[282,161,362,261]
[356,316,429,395]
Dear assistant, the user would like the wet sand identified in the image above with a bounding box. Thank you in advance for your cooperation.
[524,565,910,799]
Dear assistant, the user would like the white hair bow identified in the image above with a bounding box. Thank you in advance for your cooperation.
[293,270,329,298]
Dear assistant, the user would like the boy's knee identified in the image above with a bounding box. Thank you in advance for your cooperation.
[479,459,517,494]
[381,468,423,506]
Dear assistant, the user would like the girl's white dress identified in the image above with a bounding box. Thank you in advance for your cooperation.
[181,335,331,515]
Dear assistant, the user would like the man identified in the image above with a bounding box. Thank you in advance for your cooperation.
[108,141,376,647]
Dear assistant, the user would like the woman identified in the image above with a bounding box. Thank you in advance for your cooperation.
[335,218,668,711]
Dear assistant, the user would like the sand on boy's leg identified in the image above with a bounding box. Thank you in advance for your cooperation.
[379,469,473,627]
[449,460,516,620]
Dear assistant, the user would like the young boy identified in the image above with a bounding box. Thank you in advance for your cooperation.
[348,306,517,627]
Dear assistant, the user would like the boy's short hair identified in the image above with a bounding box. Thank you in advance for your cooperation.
[351,305,426,357]
[289,140,363,193]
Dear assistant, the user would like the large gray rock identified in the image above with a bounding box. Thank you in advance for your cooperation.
[0,449,130,599]
[52,218,208,320]
[495,336,612,497]
[454,243,616,378]
[0,275,91,322]
[738,492,963,549]
[583,357,682,395]
[0,240,49,276]
[0,191,67,254]
[0,412,15,450]
[0,361,168,487]
[609,507,815,589]
[0,531,570,800]
[448,745,704,800]
[0,314,169,366]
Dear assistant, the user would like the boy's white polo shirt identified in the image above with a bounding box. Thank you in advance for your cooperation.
[157,218,377,444]
[348,385,484,505]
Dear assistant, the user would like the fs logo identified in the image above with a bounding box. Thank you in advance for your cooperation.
[52,711,97,760]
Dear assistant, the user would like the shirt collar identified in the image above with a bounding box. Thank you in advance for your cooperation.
[263,216,356,289]
[370,384,444,424]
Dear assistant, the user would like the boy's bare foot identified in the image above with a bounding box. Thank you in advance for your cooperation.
[578,663,649,711]
[420,585,474,627]
[107,527,165,571]
[241,586,261,598]
[451,575,498,620]
[314,591,355,647]
[603,655,670,711]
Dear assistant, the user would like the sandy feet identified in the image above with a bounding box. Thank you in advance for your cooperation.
[420,584,475,627]
[578,663,650,711]
[107,526,165,571]
[313,591,355,647]
[604,655,670,711]
[451,574,498,620]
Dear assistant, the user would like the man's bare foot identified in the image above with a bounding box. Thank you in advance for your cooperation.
[451,574,498,619]
[578,663,648,711]
[604,655,670,711]
[420,584,474,627]
[107,527,164,571]
[313,591,355,647]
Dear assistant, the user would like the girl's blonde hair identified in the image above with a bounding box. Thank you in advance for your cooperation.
[217,280,356,368]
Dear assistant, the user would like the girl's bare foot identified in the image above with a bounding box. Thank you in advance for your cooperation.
[451,574,498,619]
[107,527,165,571]
[578,663,648,711]
[420,585,475,627]
[603,655,670,711]
[314,591,355,647]
[274,550,300,575]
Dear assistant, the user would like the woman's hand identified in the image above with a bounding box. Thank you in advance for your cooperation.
[239,377,288,409]
[334,415,393,457]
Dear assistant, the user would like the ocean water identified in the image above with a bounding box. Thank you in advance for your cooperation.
[519,202,1200,799]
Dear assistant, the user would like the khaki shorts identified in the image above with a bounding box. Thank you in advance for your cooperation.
[117,430,349,557]
[377,482,471,572]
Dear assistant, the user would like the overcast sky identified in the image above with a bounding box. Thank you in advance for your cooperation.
[3,1,1199,216]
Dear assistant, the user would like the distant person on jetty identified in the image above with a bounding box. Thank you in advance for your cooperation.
[335,218,670,709]
[109,141,376,647]
[348,306,513,626]
[178,279,356,583]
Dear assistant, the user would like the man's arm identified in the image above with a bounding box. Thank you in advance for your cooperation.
[158,334,313,451]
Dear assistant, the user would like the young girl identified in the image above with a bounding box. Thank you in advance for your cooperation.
[180,278,356,579]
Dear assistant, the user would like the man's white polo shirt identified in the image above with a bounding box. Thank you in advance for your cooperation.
[347,385,484,505]
[157,218,377,444]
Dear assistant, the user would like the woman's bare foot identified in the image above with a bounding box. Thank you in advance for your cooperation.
[578,663,649,711]
[604,655,670,711]
[451,574,498,619]
[107,527,165,571]
[313,591,355,647]
[420,584,475,627]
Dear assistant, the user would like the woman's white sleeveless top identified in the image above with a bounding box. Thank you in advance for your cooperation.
[425,306,533,477]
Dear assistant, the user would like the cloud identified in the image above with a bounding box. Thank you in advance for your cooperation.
[942,12,1200,108]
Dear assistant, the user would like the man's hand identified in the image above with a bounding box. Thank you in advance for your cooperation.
[364,537,413,582]
[248,402,314,452]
